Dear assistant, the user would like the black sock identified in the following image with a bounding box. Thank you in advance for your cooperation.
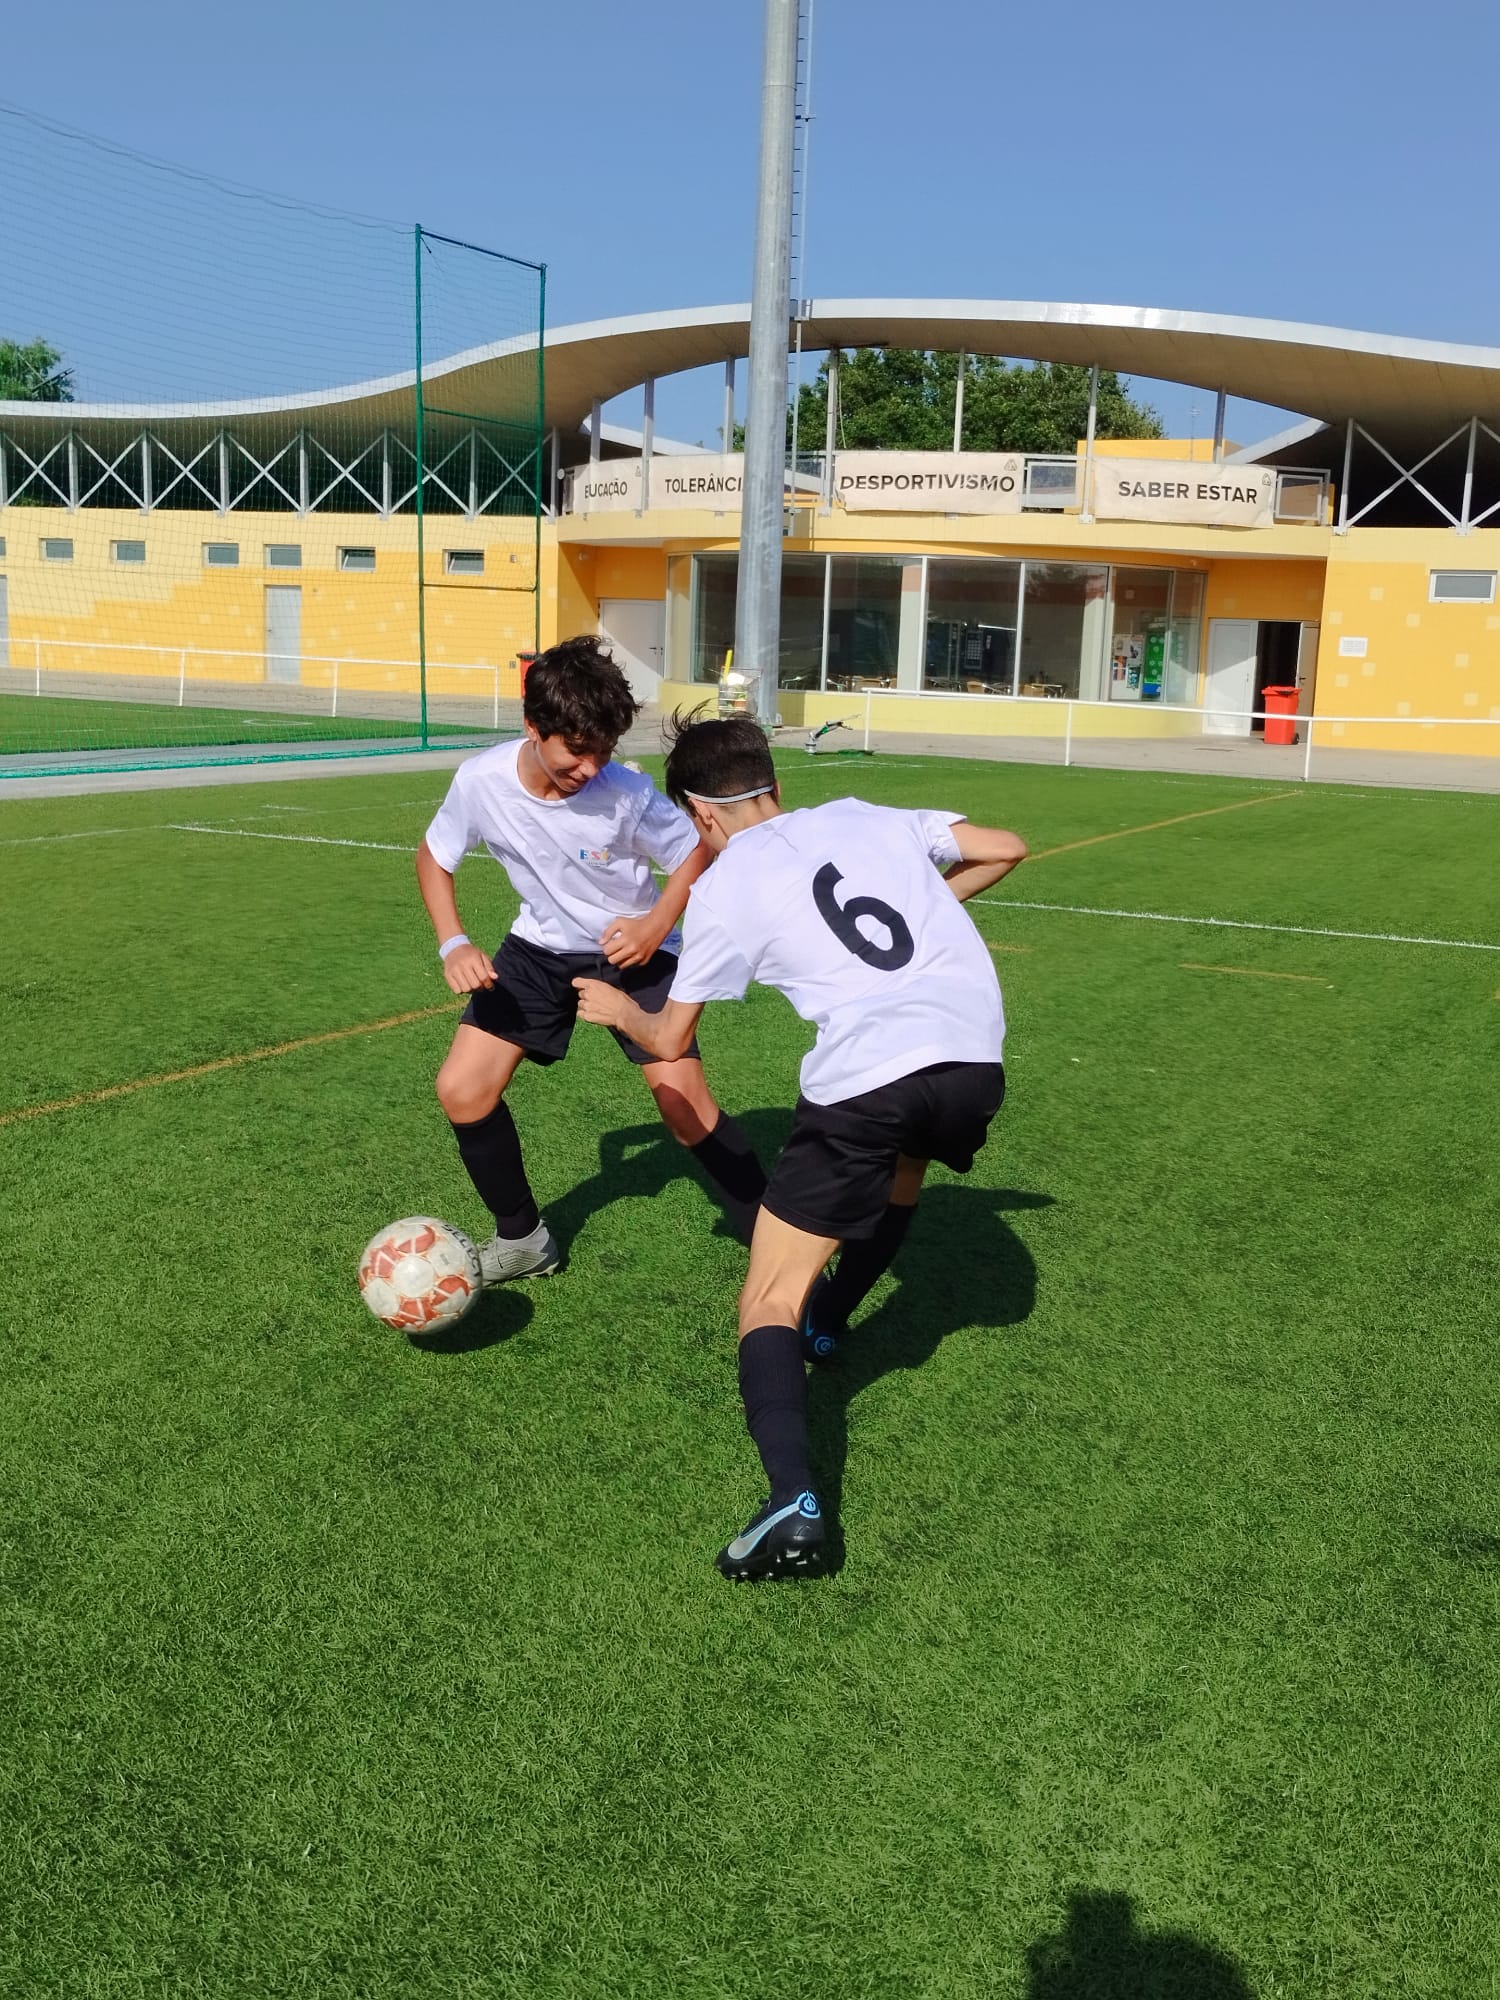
[689,1113,768,1243]
[819,1202,916,1329]
[449,1100,539,1239]
[738,1325,812,1505]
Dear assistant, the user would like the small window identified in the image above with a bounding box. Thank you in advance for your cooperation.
[266,543,301,568]
[112,539,146,565]
[339,546,376,572]
[0,536,7,560]
[203,542,239,568]
[42,537,74,562]
[1429,569,1496,603]
[444,548,484,576]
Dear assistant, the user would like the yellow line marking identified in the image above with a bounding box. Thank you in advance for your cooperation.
[0,1004,458,1130]
[1181,963,1332,986]
[988,942,1033,955]
[1030,791,1299,862]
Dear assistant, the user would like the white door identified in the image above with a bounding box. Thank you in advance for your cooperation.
[1204,618,1259,735]
[1296,622,1320,718]
[599,597,665,704]
[264,585,302,684]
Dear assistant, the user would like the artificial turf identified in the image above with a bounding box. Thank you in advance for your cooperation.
[2,752,1497,1998]
[0,692,482,760]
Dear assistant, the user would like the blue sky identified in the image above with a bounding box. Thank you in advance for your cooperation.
[4,0,1496,448]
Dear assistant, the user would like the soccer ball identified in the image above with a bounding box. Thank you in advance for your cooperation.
[358,1216,482,1332]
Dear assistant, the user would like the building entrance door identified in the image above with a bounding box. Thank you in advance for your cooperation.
[1204,618,1259,735]
[264,585,302,684]
[599,598,665,704]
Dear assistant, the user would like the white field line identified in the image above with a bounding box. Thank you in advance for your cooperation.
[169,823,414,854]
[975,896,1500,954]
[0,826,139,846]
[171,796,447,826]
[0,794,451,848]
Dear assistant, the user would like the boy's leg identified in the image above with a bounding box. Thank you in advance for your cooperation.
[608,948,767,1240]
[806,1062,1005,1356]
[639,1054,767,1243]
[805,1154,930,1348]
[717,1208,838,1582]
[434,1025,556,1279]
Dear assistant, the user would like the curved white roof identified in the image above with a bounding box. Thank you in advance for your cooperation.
[6,299,1500,441]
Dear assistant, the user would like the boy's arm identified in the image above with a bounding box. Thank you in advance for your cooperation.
[942,823,1029,904]
[572,982,704,1062]
[416,838,497,995]
[599,838,715,969]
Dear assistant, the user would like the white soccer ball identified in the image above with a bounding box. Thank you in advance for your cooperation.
[357,1215,482,1333]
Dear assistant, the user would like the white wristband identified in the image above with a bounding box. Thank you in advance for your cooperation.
[438,932,470,961]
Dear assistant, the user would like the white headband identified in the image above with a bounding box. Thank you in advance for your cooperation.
[686,785,776,805]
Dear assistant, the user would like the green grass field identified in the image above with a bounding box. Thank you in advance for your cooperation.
[0,692,484,760]
[3,751,1498,1998]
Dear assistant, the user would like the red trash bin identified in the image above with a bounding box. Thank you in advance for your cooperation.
[517,650,537,696]
[1262,685,1299,745]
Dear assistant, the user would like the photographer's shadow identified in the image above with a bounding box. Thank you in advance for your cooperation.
[805,1180,1050,1570]
[1025,1889,1254,1998]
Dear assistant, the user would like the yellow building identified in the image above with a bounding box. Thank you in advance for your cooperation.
[5,300,1500,758]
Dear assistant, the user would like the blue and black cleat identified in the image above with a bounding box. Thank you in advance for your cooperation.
[715,1489,826,1581]
[800,1276,843,1366]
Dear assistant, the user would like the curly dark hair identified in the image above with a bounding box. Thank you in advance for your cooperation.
[523,635,641,747]
[662,708,776,809]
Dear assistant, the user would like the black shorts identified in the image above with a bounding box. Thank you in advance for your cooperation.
[762,1059,1005,1241]
[461,930,700,1068]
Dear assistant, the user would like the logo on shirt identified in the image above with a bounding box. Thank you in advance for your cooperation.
[578,845,612,864]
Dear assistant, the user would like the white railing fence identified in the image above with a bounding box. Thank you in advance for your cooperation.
[9,636,517,729]
[832,685,1499,782]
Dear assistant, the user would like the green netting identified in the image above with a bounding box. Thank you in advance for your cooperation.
[0,106,543,777]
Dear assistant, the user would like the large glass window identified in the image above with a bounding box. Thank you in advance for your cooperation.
[825,556,905,690]
[686,551,1198,705]
[1107,567,1173,702]
[1020,563,1108,700]
[925,558,1021,692]
[1106,567,1204,704]
[689,552,826,686]
[1165,571,1204,705]
[779,556,826,690]
[691,553,737,683]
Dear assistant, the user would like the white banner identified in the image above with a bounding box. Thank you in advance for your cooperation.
[571,461,642,515]
[1090,458,1277,529]
[650,454,746,510]
[834,451,1024,514]
[572,454,808,515]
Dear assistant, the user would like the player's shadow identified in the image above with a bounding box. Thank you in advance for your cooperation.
[806,1180,1051,1572]
[407,1287,535,1355]
[547,1108,799,1252]
[1024,1888,1255,1998]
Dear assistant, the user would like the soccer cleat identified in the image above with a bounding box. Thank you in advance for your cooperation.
[715,1488,826,1581]
[477,1220,561,1285]
[800,1275,843,1366]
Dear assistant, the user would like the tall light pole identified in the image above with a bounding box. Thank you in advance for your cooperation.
[735,0,799,726]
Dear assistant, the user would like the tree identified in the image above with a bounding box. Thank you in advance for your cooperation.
[769,348,1162,455]
[0,338,74,403]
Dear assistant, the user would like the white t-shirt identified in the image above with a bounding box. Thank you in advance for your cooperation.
[670,798,1005,1105]
[423,740,701,955]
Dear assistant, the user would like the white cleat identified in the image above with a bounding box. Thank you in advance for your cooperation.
[477,1221,561,1285]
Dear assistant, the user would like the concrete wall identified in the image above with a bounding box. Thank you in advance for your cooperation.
[0,505,541,699]
[1317,528,1500,752]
